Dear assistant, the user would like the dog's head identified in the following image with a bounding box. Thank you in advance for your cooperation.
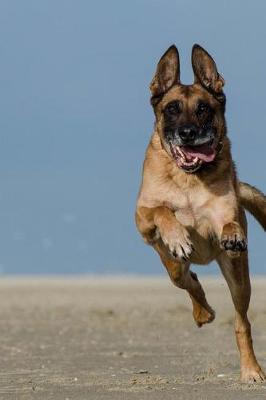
[150,44,226,173]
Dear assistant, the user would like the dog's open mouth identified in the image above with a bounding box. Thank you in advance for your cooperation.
[170,142,217,172]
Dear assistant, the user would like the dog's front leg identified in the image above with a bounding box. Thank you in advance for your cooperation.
[135,206,193,261]
[220,221,247,257]
[211,202,247,257]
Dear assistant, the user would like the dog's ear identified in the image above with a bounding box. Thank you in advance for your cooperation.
[192,44,225,97]
[150,45,180,107]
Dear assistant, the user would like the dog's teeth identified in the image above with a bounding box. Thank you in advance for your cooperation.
[176,146,185,160]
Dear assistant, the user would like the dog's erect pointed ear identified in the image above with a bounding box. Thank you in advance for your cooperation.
[192,44,225,97]
[150,45,180,107]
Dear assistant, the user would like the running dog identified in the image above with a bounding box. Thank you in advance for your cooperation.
[135,44,266,383]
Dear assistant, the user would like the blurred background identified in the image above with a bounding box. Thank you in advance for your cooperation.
[0,0,265,275]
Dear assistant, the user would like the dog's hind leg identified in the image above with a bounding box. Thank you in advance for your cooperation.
[217,251,266,382]
[187,271,215,327]
[154,241,215,327]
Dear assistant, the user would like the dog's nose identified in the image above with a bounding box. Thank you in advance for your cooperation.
[179,126,197,143]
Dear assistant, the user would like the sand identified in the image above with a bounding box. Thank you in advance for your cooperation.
[0,276,266,399]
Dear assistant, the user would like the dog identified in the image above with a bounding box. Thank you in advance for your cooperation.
[135,44,266,383]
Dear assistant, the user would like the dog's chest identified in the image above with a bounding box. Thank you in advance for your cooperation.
[170,187,220,264]
[164,186,210,229]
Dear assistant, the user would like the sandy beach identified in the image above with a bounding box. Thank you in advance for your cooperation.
[0,276,266,399]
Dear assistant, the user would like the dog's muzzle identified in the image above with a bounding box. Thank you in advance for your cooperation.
[170,137,220,173]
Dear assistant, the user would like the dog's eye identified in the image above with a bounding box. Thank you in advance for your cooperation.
[164,101,181,116]
[197,102,209,115]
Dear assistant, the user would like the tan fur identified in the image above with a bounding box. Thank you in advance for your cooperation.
[135,44,266,383]
[239,182,266,230]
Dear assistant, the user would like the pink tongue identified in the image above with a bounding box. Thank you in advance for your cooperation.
[182,143,216,162]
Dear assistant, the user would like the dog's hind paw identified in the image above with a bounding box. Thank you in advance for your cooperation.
[241,366,266,383]
[192,304,215,328]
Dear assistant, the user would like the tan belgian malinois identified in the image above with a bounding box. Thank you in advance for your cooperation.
[135,44,266,382]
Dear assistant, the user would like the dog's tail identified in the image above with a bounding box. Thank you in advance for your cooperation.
[239,182,266,230]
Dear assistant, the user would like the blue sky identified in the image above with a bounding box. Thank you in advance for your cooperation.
[0,0,265,274]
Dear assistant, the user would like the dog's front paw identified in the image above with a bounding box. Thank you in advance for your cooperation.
[160,224,193,261]
[220,222,247,257]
